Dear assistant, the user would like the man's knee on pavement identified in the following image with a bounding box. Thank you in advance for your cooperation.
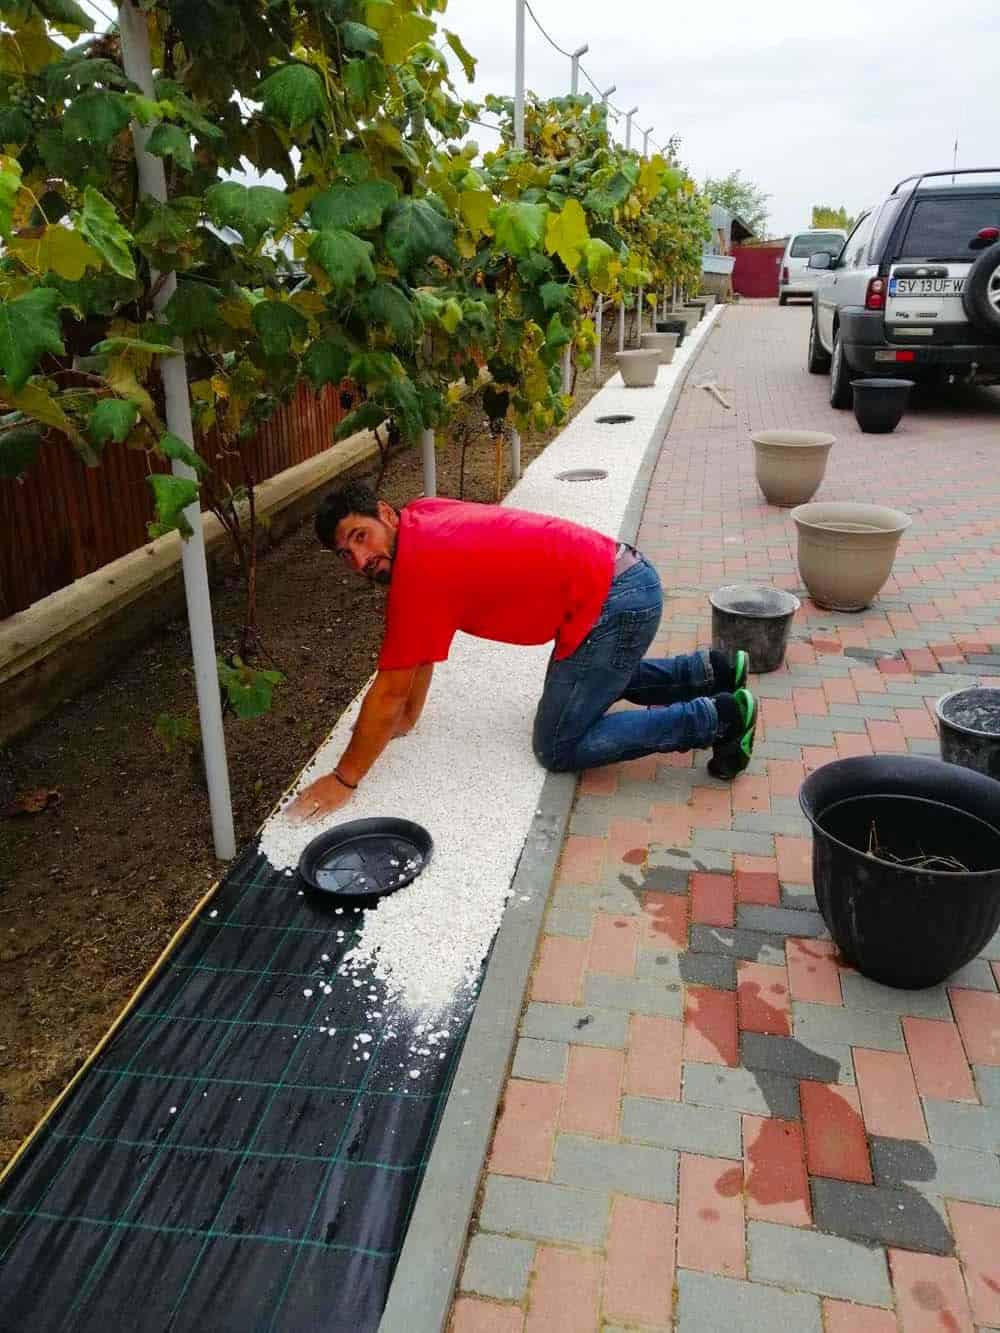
[532,734,574,773]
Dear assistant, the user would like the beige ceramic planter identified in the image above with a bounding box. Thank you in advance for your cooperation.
[791,501,912,611]
[615,350,660,387]
[694,294,717,310]
[752,429,836,507]
[670,308,700,332]
[640,332,678,364]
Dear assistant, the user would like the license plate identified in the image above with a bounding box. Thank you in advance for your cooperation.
[889,276,966,297]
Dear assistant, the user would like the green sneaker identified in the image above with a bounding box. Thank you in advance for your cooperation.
[708,687,757,780]
[732,649,749,693]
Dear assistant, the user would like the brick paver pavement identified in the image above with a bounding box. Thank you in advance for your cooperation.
[450,303,1000,1332]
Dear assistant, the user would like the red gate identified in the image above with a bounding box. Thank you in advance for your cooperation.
[732,244,785,299]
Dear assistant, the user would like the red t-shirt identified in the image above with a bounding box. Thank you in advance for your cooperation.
[378,499,616,670]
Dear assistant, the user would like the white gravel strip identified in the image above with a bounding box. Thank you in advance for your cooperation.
[259,309,722,1018]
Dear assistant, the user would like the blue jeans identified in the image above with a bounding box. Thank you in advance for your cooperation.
[532,557,722,772]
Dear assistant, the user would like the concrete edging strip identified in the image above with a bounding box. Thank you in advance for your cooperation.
[378,306,723,1333]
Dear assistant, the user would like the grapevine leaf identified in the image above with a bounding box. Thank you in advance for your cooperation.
[544,312,572,353]
[204,182,288,251]
[358,283,418,343]
[33,0,94,33]
[364,4,435,63]
[444,30,477,81]
[256,64,326,131]
[491,202,548,260]
[439,298,462,334]
[146,124,195,171]
[0,425,42,479]
[342,56,387,105]
[384,197,457,274]
[163,282,224,338]
[157,431,208,475]
[2,381,81,443]
[8,225,100,281]
[88,398,139,447]
[309,180,396,232]
[251,301,308,359]
[302,338,351,392]
[540,281,572,312]
[0,156,22,238]
[335,401,386,439]
[79,188,135,279]
[63,90,131,146]
[104,356,156,421]
[92,336,178,357]
[340,21,380,52]
[582,237,618,294]
[0,108,30,144]
[544,197,589,273]
[638,156,667,198]
[217,656,284,720]
[308,228,376,293]
[147,473,199,540]
[0,289,65,391]
[133,197,200,250]
[459,189,493,237]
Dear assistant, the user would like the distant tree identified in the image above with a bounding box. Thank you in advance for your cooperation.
[703,171,770,238]
[812,205,856,232]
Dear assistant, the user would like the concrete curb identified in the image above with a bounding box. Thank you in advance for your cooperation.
[378,305,724,1333]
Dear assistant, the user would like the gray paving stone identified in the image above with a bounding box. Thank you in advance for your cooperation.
[682,1062,799,1118]
[639,865,695,895]
[678,952,737,990]
[976,1065,1000,1106]
[543,907,594,938]
[644,844,733,888]
[757,741,808,761]
[827,703,899,721]
[621,1096,742,1157]
[692,828,776,856]
[765,726,838,747]
[569,802,612,836]
[676,1270,822,1333]
[689,924,785,965]
[810,1177,954,1256]
[981,929,1000,960]
[793,1001,904,1052]
[741,1032,855,1085]
[460,1232,536,1301]
[747,1220,892,1306]
[583,973,683,1018]
[552,1134,677,1202]
[872,1135,1000,1205]
[839,972,953,1019]
[520,1002,628,1049]
[908,738,941,755]
[732,813,810,837]
[511,1037,568,1083]
[737,905,827,939]
[946,957,998,991]
[478,1175,608,1246]
[636,949,684,984]
[923,1099,1000,1153]
[780,883,818,911]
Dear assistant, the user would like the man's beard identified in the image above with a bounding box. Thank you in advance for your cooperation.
[372,559,392,586]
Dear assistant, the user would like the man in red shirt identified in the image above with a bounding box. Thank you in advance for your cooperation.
[288,483,756,820]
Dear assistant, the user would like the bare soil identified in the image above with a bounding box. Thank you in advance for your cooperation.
[0,357,617,1170]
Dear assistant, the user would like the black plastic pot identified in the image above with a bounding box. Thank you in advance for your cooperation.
[800,756,1000,988]
[656,318,686,346]
[850,378,914,434]
[710,583,800,673]
[936,688,1000,779]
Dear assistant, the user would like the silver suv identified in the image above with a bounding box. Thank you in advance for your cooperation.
[806,169,1000,407]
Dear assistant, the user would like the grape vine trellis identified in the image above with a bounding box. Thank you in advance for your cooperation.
[0,0,712,717]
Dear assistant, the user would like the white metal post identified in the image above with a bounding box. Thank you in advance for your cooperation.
[617,301,625,353]
[594,299,602,376]
[118,0,235,860]
[625,107,638,151]
[508,427,521,483]
[636,286,644,346]
[420,428,437,497]
[643,127,652,159]
[514,0,526,150]
[570,43,588,95]
[601,84,616,108]
[561,345,572,396]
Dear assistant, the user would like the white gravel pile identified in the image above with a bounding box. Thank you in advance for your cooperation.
[259,310,721,1018]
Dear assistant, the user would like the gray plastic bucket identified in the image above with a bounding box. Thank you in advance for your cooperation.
[710,584,801,674]
[936,688,1000,780]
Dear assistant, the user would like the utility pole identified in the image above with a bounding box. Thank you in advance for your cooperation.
[625,107,638,151]
[570,43,588,95]
[117,2,235,859]
[643,126,654,159]
[514,0,526,149]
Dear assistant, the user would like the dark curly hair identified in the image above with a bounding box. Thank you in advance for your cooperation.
[315,482,381,549]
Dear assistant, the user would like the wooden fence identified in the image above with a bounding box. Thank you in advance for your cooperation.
[0,380,360,619]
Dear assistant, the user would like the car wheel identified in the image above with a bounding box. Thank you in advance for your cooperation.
[778,294,788,307]
[807,314,831,374]
[829,332,853,409]
[961,241,1000,334]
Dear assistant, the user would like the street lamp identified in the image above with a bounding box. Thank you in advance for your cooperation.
[570,43,588,96]
[625,106,639,151]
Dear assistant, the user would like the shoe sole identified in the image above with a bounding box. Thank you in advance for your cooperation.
[707,692,757,780]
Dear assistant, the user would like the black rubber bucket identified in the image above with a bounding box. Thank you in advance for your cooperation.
[656,318,686,346]
[709,584,801,674]
[800,756,1000,988]
[936,688,1000,780]
[851,378,914,434]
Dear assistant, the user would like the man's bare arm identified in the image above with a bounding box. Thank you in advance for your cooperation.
[337,667,417,783]
[397,663,434,734]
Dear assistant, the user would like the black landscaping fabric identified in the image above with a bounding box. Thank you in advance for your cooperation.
[0,844,474,1332]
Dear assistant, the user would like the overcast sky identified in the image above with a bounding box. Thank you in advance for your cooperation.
[443,0,1000,237]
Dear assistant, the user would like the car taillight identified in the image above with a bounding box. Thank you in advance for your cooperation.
[896,350,916,361]
[865,278,886,311]
[782,266,789,283]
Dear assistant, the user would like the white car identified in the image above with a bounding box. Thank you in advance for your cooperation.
[779,229,848,305]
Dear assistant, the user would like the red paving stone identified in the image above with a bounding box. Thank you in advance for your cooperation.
[624,1013,682,1100]
[786,938,843,1005]
[689,872,736,927]
[854,1049,927,1142]
[684,986,738,1067]
[947,1200,1000,1326]
[641,891,688,950]
[949,987,1000,1065]
[766,758,806,797]
[603,1197,675,1327]
[800,1081,871,1183]
[889,1249,974,1333]
[452,1298,524,1333]
[530,936,588,1005]
[902,1017,978,1103]
[742,1115,811,1227]
[731,773,769,814]
[489,1080,562,1180]
[559,1047,622,1138]
[588,914,639,976]
[734,868,781,906]
[821,1300,897,1333]
[526,1247,602,1333]
[556,835,605,885]
[736,961,791,1036]
[774,835,812,885]
[677,1153,746,1278]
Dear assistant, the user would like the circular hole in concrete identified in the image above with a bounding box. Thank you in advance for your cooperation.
[556,468,609,482]
[595,414,635,425]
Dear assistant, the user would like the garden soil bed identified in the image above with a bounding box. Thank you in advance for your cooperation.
[0,358,618,1169]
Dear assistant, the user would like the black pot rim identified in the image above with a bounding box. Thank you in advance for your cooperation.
[800,756,1000,881]
[936,687,1000,740]
[709,583,801,619]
